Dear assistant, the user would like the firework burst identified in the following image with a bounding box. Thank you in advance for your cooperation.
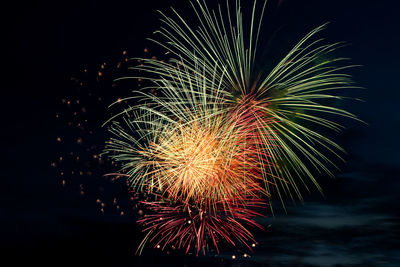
[103,0,361,255]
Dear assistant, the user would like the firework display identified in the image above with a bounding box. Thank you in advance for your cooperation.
[102,0,359,255]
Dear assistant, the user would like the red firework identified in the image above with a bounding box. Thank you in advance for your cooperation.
[136,195,266,256]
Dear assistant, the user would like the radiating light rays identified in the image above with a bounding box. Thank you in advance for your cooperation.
[103,0,361,255]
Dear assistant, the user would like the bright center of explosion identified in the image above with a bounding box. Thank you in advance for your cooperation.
[150,121,237,204]
[138,117,267,211]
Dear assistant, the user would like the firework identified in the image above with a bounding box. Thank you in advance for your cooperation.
[103,0,360,255]
[105,54,273,253]
[131,0,361,205]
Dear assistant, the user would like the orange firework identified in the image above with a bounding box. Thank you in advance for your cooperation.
[109,108,272,214]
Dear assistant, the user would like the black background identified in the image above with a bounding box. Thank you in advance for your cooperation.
[2,0,400,266]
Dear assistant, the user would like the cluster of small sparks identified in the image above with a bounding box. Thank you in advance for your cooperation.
[54,0,360,257]
[54,49,144,218]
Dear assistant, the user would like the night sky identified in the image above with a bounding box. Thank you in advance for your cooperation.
[2,0,400,266]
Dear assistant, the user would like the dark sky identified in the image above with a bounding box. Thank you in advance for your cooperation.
[1,0,399,266]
